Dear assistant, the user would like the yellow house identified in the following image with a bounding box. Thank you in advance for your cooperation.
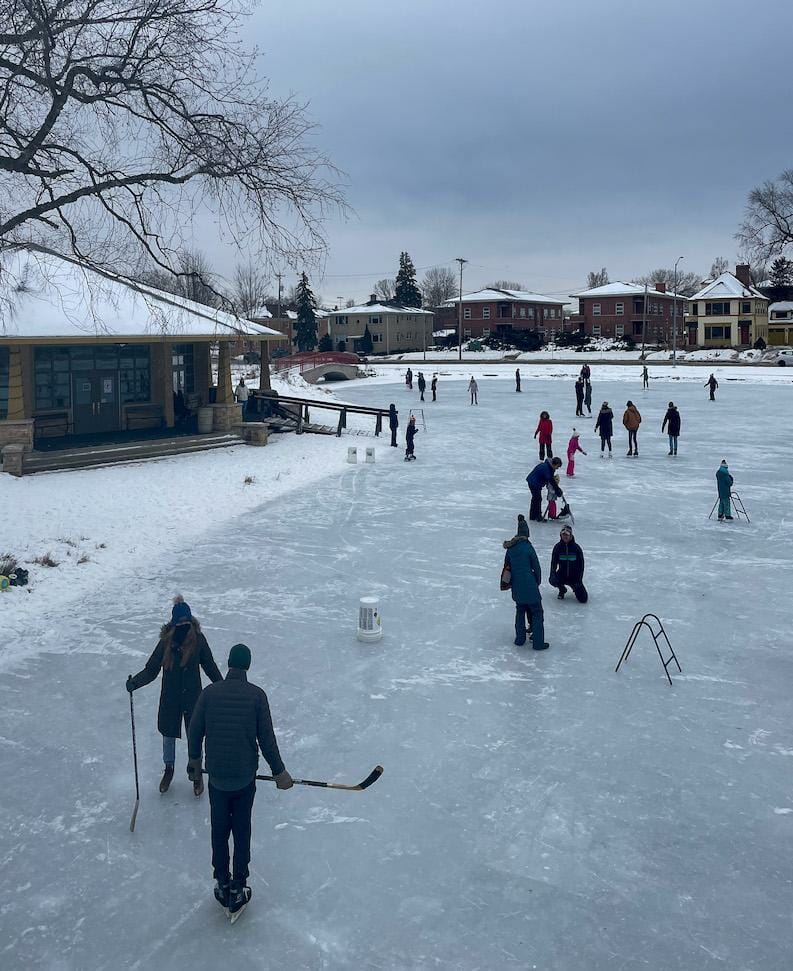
[687,266,768,348]
[326,297,434,354]
[768,302,793,346]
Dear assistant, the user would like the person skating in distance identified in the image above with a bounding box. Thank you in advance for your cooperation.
[549,525,588,603]
[595,401,614,457]
[716,459,734,520]
[705,373,718,400]
[662,401,681,455]
[187,643,293,921]
[622,400,642,456]
[405,414,418,461]
[127,596,222,796]
[502,515,548,650]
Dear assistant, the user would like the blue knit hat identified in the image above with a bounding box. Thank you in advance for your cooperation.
[171,595,192,626]
[228,643,251,671]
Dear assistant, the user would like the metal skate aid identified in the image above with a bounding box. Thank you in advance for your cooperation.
[615,613,681,686]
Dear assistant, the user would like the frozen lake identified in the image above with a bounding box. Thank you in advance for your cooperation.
[2,372,793,969]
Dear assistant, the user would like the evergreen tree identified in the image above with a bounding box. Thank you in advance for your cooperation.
[394,251,422,307]
[294,272,318,351]
[318,332,333,351]
[360,324,374,354]
[769,257,793,288]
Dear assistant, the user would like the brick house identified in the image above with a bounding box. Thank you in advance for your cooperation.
[568,282,687,343]
[687,266,768,348]
[446,288,567,341]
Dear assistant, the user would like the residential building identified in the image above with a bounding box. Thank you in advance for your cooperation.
[446,288,567,341]
[568,282,687,343]
[325,296,434,354]
[0,245,283,468]
[768,301,793,346]
[687,266,768,348]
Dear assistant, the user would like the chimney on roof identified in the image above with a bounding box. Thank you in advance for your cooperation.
[734,264,752,287]
[368,293,377,304]
[655,281,666,293]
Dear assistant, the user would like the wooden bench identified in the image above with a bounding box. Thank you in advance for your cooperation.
[125,403,165,430]
[34,412,69,438]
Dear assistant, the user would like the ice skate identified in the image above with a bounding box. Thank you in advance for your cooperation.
[214,880,230,913]
[159,764,174,793]
[228,884,251,924]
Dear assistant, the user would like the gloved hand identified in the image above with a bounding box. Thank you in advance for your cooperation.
[126,676,135,694]
[274,770,294,790]
[186,758,203,783]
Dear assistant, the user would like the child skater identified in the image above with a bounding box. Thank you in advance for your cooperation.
[404,414,418,461]
[546,474,561,520]
[566,428,587,477]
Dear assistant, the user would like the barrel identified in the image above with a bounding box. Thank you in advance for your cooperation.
[197,406,214,434]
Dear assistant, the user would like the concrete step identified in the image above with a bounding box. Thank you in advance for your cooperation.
[23,433,244,474]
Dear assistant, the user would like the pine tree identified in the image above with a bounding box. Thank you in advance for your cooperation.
[769,257,793,288]
[294,272,317,352]
[360,324,373,354]
[394,251,422,307]
[318,332,333,351]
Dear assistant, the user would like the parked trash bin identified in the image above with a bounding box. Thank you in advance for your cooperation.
[357,597,382,643]
[197,406,214,434]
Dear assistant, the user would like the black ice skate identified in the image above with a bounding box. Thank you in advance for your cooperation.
[159,764,174,793]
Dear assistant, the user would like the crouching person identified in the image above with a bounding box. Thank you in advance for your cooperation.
[187,643,293,920]
[502,515,549,650]
[549,525,588,603]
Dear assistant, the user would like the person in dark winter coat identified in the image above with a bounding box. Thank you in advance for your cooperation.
[534,411,554,460]
[418,372,426,401]
[594,402,614,456]
[502,516,548,649]
[515,368,521,392]
[526,456,562,521]
[716,459,733,520]
[584,379,592,415]
[187,643,293,918]
[706,373,718,400]
[580,363,591,381]
[549,525,588,602]
[431,374,438,401]
[405,415,418,461]
[662,402,681,455]
[622,400,642,456]
[388,403,399,447]
[642,364,649,389]
[574,378,584,416]
[127,597,222,796]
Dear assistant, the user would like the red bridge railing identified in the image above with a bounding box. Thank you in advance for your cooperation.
[272,351,362,373]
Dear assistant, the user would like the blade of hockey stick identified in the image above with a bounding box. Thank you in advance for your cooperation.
[129,797,140,833]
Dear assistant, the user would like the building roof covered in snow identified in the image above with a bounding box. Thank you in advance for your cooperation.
[769,301,793,316]
[569,282,684,300]
[689,272,767,302]
[448,288,565,307]
[325,302,433,317]
[0,245,285,342]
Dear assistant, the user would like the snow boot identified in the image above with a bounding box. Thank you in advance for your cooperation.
[193,777,204,797]
[725,515,733,520]
[214,880,230,910]
[159,764,174,793]
[514,636,526,647]
[533,642,550,651]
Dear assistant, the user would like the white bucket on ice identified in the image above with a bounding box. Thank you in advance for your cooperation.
[197,406,214,434]
[365,447,375,463]
[357,596,382,642]
[347,446,358,463]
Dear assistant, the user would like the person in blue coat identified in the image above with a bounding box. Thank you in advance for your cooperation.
[526,456,562,521]
[503,516,548,649]
[716,459,733,520]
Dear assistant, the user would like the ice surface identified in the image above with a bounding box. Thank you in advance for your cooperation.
[1,371,793,969]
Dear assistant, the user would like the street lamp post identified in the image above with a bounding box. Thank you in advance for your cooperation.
[455,257,467,363]
[672,256,684,366]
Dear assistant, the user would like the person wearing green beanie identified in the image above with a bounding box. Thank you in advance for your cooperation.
[187,643,293,920]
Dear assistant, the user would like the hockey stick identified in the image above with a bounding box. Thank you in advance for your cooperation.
[201,765,384,791]
[129,683,140,832]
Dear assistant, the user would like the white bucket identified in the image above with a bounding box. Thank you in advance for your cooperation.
[197,406,214,434]
[365,447,375,463]
[357,596,382,642]
[347,446,358,463]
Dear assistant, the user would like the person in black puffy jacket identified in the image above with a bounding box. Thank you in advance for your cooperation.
[187,643,293,916]
[549,525,588,602]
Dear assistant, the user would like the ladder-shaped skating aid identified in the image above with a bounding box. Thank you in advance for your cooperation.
[615,613,681,686]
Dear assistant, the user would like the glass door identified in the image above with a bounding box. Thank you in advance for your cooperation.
[71,371,120,434]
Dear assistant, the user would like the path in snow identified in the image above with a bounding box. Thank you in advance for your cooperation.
[1,374,792,969]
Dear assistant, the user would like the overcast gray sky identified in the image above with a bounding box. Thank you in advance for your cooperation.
[215,0,793,303]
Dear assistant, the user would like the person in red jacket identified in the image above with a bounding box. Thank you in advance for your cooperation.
[534,411,554,460]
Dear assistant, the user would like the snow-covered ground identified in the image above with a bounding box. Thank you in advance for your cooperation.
[2,367,793,969]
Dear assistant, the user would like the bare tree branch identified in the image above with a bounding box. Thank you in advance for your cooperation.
[736,169,793,264]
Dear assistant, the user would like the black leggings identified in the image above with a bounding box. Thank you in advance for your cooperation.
[600,436,612,452]
[539,442,553,460]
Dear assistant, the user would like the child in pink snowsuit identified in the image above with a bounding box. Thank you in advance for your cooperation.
[566,430,587,477]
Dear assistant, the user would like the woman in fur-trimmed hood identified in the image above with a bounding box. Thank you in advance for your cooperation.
[127,596,222,794]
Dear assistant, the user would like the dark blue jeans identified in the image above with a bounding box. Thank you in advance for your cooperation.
[209,780,257,884]
[515,602,544,646]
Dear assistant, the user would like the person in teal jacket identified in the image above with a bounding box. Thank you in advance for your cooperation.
[716,459,734,520]
[502,515,548,650]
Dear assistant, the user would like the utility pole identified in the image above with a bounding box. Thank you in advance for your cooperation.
[641,283,648,359]
[455,257,467,363]
[672,256,684,366]
[275,272,285,348]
